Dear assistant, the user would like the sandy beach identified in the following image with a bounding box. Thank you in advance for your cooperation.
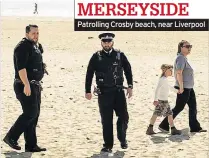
[1,17,208,158]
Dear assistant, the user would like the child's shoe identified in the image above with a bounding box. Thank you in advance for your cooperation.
[146,126,156,135]
[171,127,181,135]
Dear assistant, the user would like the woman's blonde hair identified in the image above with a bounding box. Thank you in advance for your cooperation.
[177,40,189,55]
[160,64,173,77]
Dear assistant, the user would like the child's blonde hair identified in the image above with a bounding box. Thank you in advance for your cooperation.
[160,64,173,77]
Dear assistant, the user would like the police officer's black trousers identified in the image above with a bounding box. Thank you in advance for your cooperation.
[159,88,202,131]
[7,82,41,149]
[98,88,129,149]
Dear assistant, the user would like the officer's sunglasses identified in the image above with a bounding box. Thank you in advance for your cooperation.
[101,39,112,43]
[182,45,192,48]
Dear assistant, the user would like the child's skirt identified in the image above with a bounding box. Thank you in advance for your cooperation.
[153,100,173,117]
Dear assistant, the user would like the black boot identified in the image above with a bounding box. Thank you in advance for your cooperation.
[3,135,21,150]
[101,147,112,153]
[25,145,46,152]
[120,141,128,149]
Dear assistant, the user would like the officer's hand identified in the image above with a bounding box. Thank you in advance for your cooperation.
[43,63,49,75]
[85,93,92,100]
[153,101,159,106]
[24,84,31,96]
[126,88,133,98]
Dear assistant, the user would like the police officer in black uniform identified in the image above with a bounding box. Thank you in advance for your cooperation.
[85,33,133,153]
[3,25,47,152]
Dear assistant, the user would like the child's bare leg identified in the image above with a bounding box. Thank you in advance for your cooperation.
[168,115,174,127]
[168,115,181,135]
[146,115,158,135]
[150,115,158,125]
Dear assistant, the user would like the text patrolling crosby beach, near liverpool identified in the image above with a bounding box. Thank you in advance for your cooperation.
[74,19,208,31]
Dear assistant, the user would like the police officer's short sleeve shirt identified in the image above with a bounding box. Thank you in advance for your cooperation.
[14,41,31,71]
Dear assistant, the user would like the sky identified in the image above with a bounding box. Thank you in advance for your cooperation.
[0,0,74,17]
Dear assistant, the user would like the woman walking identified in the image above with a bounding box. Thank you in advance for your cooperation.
[158,40,207,133]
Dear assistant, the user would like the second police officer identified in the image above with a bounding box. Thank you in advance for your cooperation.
[85,33,133,153]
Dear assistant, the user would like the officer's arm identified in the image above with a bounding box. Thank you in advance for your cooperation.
[38,43,44,54]
[39,43,49,75]
[85,54,96,93]
[122,53,133,88]
[15,45,30,86]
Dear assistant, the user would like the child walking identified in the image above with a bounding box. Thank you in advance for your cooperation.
[146,64,181,135]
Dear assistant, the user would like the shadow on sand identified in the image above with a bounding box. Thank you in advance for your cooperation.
[150,128,195,144]
[3,151,32,158]
[88,150,125,158]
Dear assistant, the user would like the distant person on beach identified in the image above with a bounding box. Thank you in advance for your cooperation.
[146,64,181,135]
[85,33,133,153]
[3,25,48,152]
[33,3,38,14]
[158,40,207,133]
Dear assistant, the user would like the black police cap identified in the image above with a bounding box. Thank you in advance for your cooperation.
[98,33,115,41]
